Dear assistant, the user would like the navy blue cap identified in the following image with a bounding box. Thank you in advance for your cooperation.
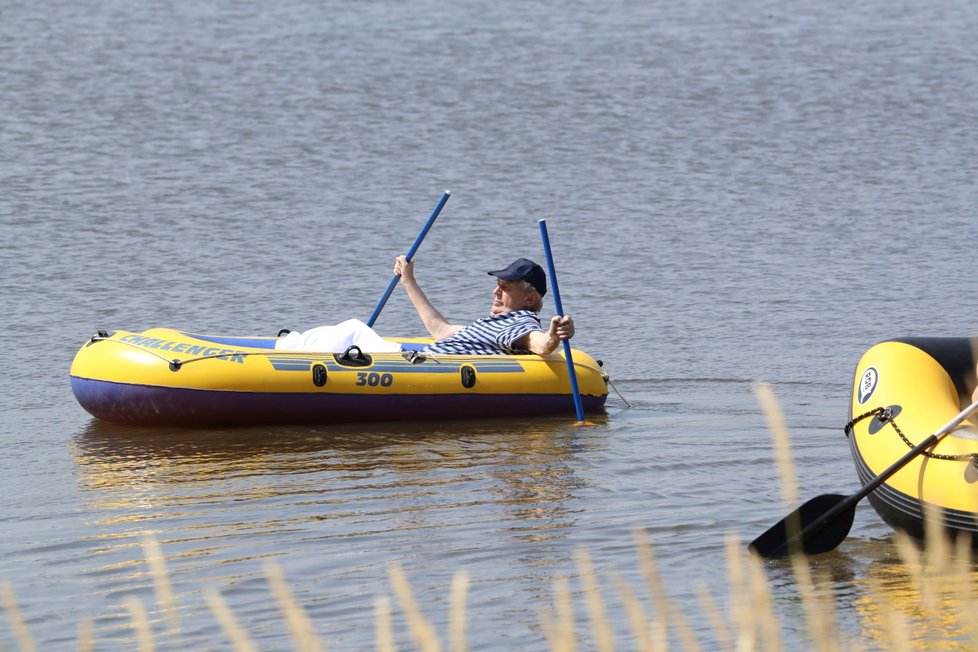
[488,258,547,296]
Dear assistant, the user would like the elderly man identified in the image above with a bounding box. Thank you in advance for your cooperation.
[276,257,574,354]
[394,255,574,355]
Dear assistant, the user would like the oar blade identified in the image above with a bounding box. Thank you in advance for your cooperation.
[749,493,855,558]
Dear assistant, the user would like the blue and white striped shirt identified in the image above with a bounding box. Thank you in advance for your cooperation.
[423,310,543,355]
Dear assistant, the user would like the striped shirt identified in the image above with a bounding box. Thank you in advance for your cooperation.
[423,310,543,355]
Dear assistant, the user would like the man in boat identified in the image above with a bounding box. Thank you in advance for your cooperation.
[275,257,574,355]
[394,255,574,356]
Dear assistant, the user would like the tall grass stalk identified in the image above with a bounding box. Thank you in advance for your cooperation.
[388,561,441,652]
[1,581,36,652]
[610,570,651,652]
[265,560,326,652]
[374,594,395,652]
[449,570,469,652]
[123,596,155,652]
[576,549,614,652]
[76,617,94,652]
[205,588,257,652]
[141,536,179,636]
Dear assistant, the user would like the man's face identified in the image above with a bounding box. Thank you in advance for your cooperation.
[490,278,537,315]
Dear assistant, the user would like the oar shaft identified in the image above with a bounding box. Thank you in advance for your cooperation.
[404,191,451,261]
[777,396,978,555]
[561,342,586,422]
[367,191,451,328]
[855,396,978,500]
[539,219,586,423]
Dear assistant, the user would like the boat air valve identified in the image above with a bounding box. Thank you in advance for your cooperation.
[312,364,328,387]
[461,365,477,389]
[169,360,183,372]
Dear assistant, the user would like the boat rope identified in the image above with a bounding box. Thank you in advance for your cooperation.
[86,334,345,370]
[87,334,285,369]
[844,406,978,467]
[87,334,186,366]
[843,407,886,438]
[606,378,631,407]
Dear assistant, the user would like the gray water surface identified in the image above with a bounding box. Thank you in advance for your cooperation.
[3,0,978,648]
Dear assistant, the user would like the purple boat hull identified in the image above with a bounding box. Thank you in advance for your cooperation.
[71,377,608,426]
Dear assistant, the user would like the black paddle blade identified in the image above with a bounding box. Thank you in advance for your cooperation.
[748,493,856,558]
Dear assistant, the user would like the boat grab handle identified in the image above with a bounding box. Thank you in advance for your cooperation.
[334,345,373,367]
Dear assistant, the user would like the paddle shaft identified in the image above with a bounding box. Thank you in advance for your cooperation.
[538,219,586,423]
[780,396,978,554]
[366,190,451,328]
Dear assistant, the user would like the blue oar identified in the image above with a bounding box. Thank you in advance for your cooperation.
[367,190,451,328]
[539,219,590,425]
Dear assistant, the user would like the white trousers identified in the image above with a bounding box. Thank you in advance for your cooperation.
[273,318,402,352]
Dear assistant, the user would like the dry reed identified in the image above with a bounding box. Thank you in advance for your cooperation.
[388,561,441,652]
[265,560,326,652]
[374,594,395,652]
[122,595,155,652]
[1,581,36,652]
[205,588,258,652]
[141,536,180,636]
[3,385,978,651]
[449,570,469,652]
[538,574,575,652]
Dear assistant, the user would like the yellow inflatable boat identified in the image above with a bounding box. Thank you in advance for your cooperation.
[69,328,609,426]
[848,337,978,541]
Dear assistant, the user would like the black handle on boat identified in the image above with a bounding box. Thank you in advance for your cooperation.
[539,219,590,425]
[367,190,451,328]
[749,396,978,558]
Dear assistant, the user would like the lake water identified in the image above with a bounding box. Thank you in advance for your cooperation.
[3,0,978,648]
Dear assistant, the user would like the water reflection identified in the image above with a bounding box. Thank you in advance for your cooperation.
[67,416,609,646]
[72,416,602,483]
[70,415,605,555]
[851,548,978,651]
[761,537,978,650]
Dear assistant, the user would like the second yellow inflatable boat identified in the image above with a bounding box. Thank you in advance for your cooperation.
[848,337,978,541]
